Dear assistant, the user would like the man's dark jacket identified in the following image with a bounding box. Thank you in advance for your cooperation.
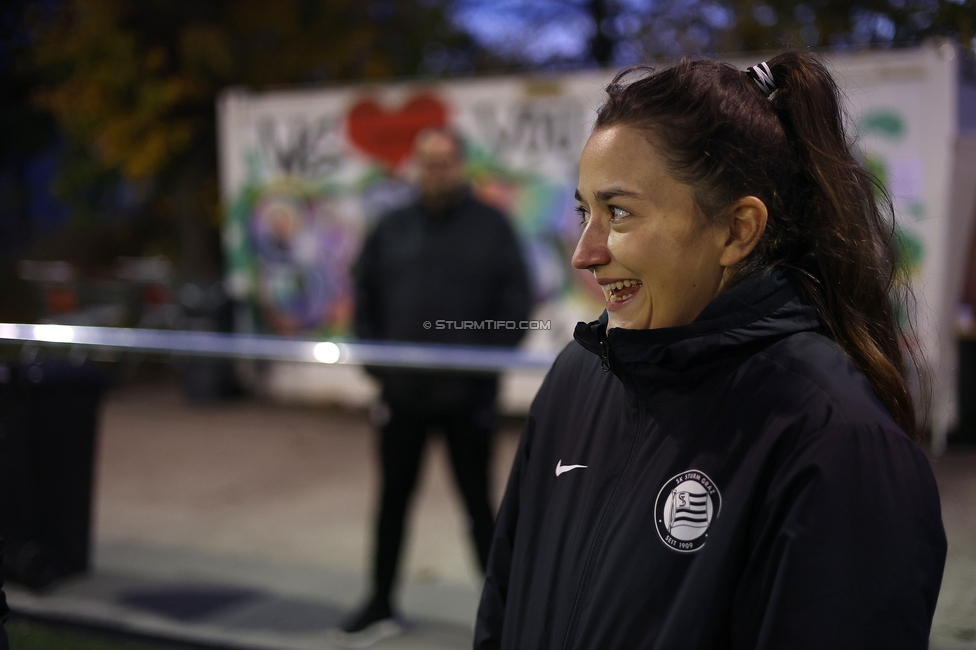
[475,270,946,649]
[0,535,7,649]
[353,190,531,412]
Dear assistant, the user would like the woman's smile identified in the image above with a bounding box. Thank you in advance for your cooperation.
[598,277,643,309]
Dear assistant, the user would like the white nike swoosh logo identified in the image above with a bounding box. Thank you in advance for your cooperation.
[555,460,588,477]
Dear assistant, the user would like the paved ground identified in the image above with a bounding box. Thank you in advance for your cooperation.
[8,380,519,649]
[7,379,976,648]
[929,450,976,649]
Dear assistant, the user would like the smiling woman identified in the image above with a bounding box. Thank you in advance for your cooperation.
[572,126,767,331]
[474,52,947,650]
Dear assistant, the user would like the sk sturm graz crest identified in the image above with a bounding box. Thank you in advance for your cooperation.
[654,470,721,553]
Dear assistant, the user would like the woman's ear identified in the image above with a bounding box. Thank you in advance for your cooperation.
[719,196,767,267]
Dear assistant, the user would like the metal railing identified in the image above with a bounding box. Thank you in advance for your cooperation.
[0,323,559,373]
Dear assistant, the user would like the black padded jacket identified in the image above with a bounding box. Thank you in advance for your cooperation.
[474,270,946,649]
[353,189,532,413]
[0,535,8,649]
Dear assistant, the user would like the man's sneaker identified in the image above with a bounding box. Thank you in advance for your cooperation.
[328,599,403,648]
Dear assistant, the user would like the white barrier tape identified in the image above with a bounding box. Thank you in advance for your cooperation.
[0,323,558,373]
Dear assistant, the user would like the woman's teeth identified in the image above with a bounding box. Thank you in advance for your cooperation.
[602,280,642,302]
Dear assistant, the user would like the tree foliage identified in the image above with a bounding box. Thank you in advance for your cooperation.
[14,0,975,275]
[450,0,974,66]
[22,0,482,275]
[723,0,975,53]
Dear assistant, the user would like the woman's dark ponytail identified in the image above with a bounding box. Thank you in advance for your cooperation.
[596,51,920,438]
[763,52,917,438]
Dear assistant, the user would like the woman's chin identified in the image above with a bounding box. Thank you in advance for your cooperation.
[606,308,651,331]
[605,291,650,330]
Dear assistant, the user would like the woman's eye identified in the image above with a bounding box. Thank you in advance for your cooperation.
[575,205,589,225]
[609,206,630,221]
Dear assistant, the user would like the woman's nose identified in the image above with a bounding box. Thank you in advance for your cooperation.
[572,218,612,270]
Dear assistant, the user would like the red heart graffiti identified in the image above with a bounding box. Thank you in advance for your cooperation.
[346,94,449,170]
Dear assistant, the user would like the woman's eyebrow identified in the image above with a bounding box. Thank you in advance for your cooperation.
[575,187,642,202]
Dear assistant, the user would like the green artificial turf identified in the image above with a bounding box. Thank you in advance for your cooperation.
[5,618,182,649]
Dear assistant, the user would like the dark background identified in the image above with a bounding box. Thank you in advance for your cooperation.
[0,0,972,322]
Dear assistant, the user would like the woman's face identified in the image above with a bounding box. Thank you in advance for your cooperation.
[573,125,729,331]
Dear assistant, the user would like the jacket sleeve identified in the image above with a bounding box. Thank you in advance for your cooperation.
[484,216,532,348]
[0,535,9,649]
[352,225,384,342]
[351,225,390,380]
[730,424,947,649]
[474,415,533,649]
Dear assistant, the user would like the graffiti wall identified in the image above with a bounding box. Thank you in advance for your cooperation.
[218,73,614,346]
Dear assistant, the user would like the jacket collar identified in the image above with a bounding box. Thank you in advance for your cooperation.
[419,186,470,224]
[574,269,821,384]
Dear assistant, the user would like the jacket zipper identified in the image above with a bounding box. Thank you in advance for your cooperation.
[599,340,610,372]
[561,358,645,649]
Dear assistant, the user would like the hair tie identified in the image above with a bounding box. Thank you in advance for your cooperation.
[746,62,776,97]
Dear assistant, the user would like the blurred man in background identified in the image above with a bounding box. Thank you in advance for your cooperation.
[332,127,532,646]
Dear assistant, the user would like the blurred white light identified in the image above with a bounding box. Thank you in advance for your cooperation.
[313,342,341,364]
[33,324,75,343]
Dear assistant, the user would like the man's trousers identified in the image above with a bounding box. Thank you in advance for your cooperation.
[370,405,495,603]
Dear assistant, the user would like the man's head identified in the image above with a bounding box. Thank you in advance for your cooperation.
[414,127,465,205]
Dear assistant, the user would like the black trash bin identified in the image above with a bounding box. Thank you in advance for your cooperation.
[178,282,242,400]
[958,337,976,442]
[0,359,104,589]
